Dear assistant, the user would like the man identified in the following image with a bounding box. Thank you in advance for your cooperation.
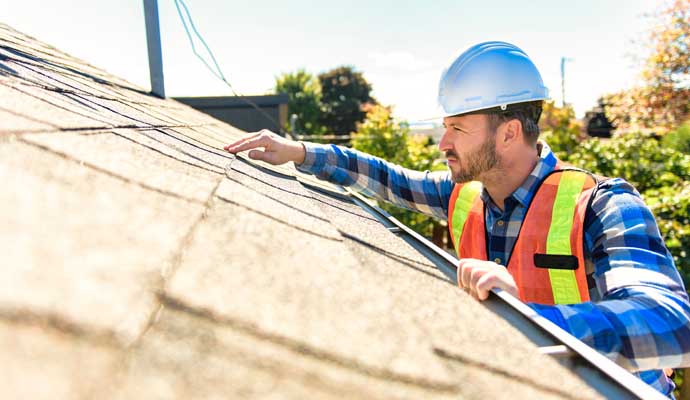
[225,41,690,396]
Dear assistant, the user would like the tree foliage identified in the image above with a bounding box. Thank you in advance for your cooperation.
[274,69,325,135]
[318,66,376,135]
[351,105,445,238]
[644,0,690,88]
[604,0,690,132]
[663,121,690,154]
[351,105,410,165]
[538,100,585,160]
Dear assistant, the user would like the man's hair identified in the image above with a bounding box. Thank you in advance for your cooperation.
[485,101,543,144]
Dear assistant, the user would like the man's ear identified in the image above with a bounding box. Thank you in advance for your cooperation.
[500,118,522,146]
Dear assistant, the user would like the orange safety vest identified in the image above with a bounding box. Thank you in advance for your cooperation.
[447,166,598,305]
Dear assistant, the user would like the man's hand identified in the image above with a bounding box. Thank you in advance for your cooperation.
[457,258,519,300]
[224,129,306,165]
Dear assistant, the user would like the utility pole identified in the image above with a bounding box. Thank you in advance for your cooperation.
[560,57,573,108]
[143,0,166,98]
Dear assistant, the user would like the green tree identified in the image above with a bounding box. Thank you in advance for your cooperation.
[604,0,690,132]
[275,69,325,135]
[318,66,376,135]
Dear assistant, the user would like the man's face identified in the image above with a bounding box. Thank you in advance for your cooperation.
[439,113,500,183]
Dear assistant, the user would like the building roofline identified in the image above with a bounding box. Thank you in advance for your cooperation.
[174,94,289,109]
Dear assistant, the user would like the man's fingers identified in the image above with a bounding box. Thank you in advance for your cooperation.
[247,149,267,161]
[457,258,518,301]
[459,261,472,289]
[475,273,498,300]
[224,131,263,151]
[247,149,280,165]
[457,259,467,287]
[458,258,480,289]
[469,266,487,292]
[477,267,519,299]
[226,134,270,154]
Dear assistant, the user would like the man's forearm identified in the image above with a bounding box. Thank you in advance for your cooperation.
[531,286,690,372]
[297,142,454,220]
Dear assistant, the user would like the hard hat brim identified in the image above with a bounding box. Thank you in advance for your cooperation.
[422,97,549,121]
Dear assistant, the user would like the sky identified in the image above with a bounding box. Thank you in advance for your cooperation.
[3,0,660,122]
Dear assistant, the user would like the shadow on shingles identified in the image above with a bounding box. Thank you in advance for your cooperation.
[0,58,17,75]
[214,195,342,242]
[339,231,450,285]
[63,92,100,111]
[64,126,231,176]
[166,125,242,148]
[1,81,115,126]
[433,348,582,400]
[150,128,235,164]
[0,44,149,95]
[10,59,181,119]
[1,65,108,106]
[153,128,374,229]
[1,51,162,129]
[109,130,223,175]
[127,102,189,125]
[306,189,376,221]
[65,92,154,127]
[228,157,379,223]
[18,60,132,101]
[222,174,331,224]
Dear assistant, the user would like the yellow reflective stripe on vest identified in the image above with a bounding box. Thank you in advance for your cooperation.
[546,171,587,304]
[451,181,482,250]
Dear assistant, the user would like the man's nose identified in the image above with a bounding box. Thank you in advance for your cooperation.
[438,128,453,152]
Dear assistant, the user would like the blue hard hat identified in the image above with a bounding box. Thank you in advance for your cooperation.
[437,41,549,117]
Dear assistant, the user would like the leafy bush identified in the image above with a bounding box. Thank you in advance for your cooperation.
[663,121,690,154]
[565,132,690,192]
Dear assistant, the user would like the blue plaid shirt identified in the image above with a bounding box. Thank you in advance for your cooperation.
[297,141,690,396]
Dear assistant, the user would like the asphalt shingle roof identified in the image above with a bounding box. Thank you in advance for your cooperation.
[0,22,602,399]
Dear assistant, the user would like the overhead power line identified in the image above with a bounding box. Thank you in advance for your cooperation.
[172,0,289,136]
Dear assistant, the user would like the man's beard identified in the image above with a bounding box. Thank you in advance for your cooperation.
[446,135,500,183]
